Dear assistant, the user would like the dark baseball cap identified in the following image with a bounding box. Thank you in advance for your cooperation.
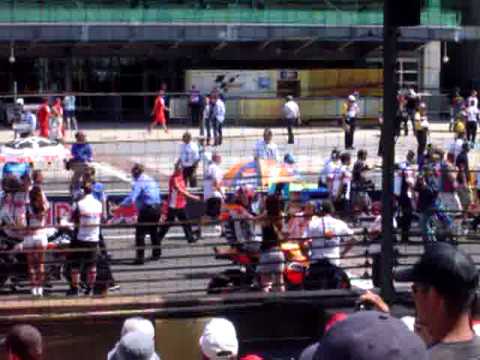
[311,311,428,360]
[395,243,479,295]
[4,324,43,360]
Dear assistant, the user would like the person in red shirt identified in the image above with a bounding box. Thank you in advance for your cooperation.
[148,89,170,133]
[157,161,200,248]
[37,98,50,138]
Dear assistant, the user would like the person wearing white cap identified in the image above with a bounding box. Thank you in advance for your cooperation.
[342,94,360,150]
[13,98,36,139]
[108,331,160,360]
[108,317,159,360]
[199,318,239,359]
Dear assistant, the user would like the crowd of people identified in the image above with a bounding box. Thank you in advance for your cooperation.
[4,242,479,359]
[12,95,77,141]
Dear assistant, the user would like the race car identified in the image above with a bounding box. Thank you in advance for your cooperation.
[0,136,70,169]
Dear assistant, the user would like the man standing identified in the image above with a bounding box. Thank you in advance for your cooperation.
[63,94,78,132]
[120,164,162,264]
[283,95,300,144]
[395,243,480,359]
[415,102,430,167]
[210,94,225,146]
[466,100,479,144]
[331,152,352,215]
[204,153,224,221]
[179,131,200,188]
[69,131,93,195]
[254,128,280,161]
[68,181,102,296]
[394,150,416,243]
[188,85,203,127]
[158,161,200,246]
[450,87,464,132]
[37,98,50,139]
[342,95,360,150]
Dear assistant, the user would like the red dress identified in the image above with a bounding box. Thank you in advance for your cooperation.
[153,96,166,125]
[37,104,50,138]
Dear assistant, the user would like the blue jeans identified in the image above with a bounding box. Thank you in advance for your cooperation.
[419,207,436,244]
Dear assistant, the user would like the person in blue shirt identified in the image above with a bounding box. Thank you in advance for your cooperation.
[69,131,93,196]
[119,163,162,264]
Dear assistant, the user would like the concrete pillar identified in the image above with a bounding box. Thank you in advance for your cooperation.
[422,41,441,93]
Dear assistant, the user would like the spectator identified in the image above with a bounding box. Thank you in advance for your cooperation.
[318,149,340,189]
[201,95,210,139]
[406,86,420,132]
[24,186,49,297]
[108,331,159,360]
[63,94,78,132]
[330,152,352,215]
[254,128,279,161]
[4,324,43,360]
[203,153,224,223]
[342,94,360,150]
[415,170,439,244]
[199,318,239,360]
[120,164,162,264]
[283,95,300,144]
[303,201,354,290]
[68,181,102,296]
[448,131,465,162]
[210,94,225,146]
[69,131,93,196]
[394,150,416,243]
[179,131,200,188]
[257,194,286,292]
[438,152,462,223]
[50,97,64,141]
[37,98,50,139]
[149,89,169,134]
[466,101,479,144]
[189,85,203,127]
[468,89,478,109]
[13,98,36,139]
[108,317,158,360]
[158,161,200,246]
[397,92,409,136]
[300,311,428,360]
[414,102,430,167]
[395,243,480,359]
[450,87,464,132]
[351,149,372,216]
[456,142,471,181]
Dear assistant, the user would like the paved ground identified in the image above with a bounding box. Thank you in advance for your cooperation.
[0,121,479,299]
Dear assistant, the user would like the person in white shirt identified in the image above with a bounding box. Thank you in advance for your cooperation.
[319,149,340,189]
[200,95,210,138]
[303,201,355,290]
[68,181,102,296]
[394,150,416,243]
[466,103,480,144]
[283,95,300,144]
[330,152,352,215]
[254,128,280,161]
[179,131,200,188]
[448,132,465,162]
[468,90,478,109]
[203,153,224,219]
[210,94,225,146]
[342,95,360,150]
[63,94,78,131]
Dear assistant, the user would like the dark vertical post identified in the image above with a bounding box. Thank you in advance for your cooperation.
[381,0,397,302]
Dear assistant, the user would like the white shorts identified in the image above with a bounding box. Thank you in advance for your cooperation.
[23,233,48,249]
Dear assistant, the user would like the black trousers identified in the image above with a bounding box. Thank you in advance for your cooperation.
[214,119,223,146]
[182,166,197,188]
[190,106,202,126]
[344,118,356,149]
[158,207,195,243]
[467,121,477,143]
[416,129,427,159]
[398,196,413,243]
[286,118,296,144]
[136,205,161,262]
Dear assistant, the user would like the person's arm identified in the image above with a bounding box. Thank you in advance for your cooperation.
[340,226,355,258]
[358,290,390,313]
[173,177,200,201]
[120,180,142,206]
[85,144,93,162]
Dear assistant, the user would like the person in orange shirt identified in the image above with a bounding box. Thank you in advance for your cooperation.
[148,89,170,133]
[37,98,50,138]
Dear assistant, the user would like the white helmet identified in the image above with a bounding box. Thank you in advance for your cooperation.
[348,95,356,102]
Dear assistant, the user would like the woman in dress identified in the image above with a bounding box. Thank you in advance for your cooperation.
[148,89,170,133]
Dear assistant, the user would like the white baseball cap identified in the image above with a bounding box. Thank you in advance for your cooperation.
[199,318,239,359]
[121,317,155,339]
[16,98,24,106]
[348,95,356,102]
